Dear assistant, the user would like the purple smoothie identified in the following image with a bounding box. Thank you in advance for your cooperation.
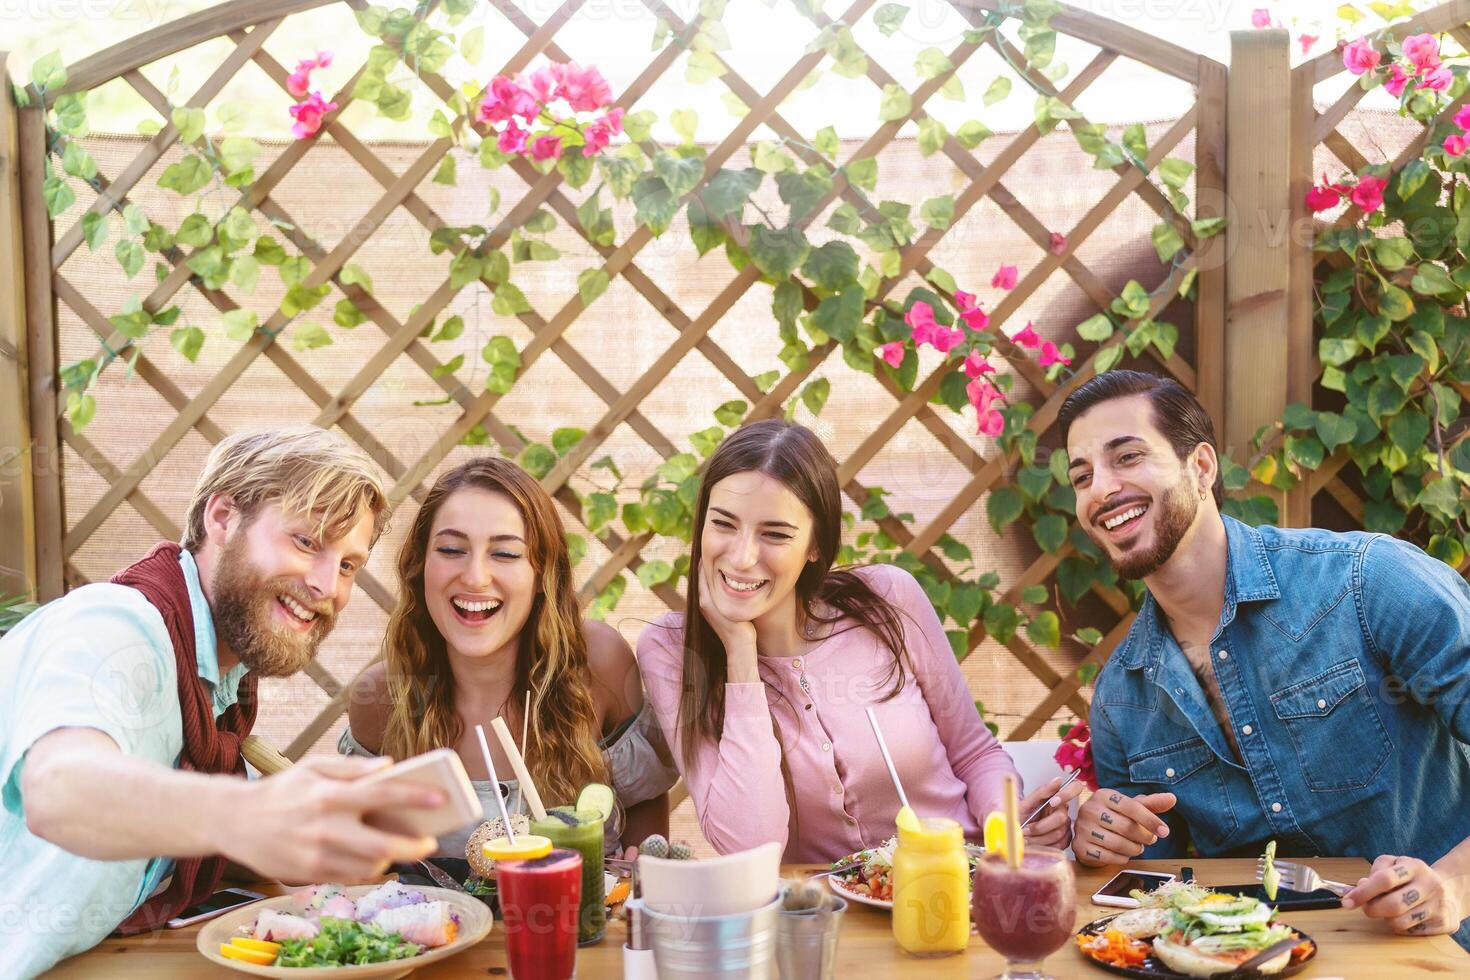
[971,850,1076,963]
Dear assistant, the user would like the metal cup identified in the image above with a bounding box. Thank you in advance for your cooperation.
[643,894,780,979]
[776,893,847,980]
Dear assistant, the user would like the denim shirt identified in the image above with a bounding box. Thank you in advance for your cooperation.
[1091,516,1470,950]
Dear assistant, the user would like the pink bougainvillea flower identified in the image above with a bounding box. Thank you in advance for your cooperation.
[1341,38,1381,75]
[286,51,333,99]
[905,301,938,347]
[1038,340,1072,367]
[1305,181,1341,212]
[1383,63,1411,98]
[1402,33,1441,73]
[1010,321,1042,349]
[953,290,990,331]
[1299,34,1319,55]
[1350,174,1388,213]
[287,91,337,139]
[1445,134,1467,157]
[558,62,614,113]
[1453,105,1470,131]
[529,134,563,161]
[967,377,1000,414]
[527,63,562,103]
[497,119,529,154]
[991,264,1018,290]
[479,76,540,125]
[961,350,995,379]
[976,408,1005,437]
[581,106,625,157]
[1250,8,1270,28]
[931,325,964,354]
[1418,66,1453,92]
[1048,231,1067,255]
[877,341,906,368]
[1054,721,1097,790]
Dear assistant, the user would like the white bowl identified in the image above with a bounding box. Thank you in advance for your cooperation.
[638,841,781,917]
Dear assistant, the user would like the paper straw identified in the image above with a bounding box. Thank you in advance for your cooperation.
[1002,773,1021,870]
[520,691,530,817]
[491,716,548,821]
[864,707,909,811]
[474,724,516,843]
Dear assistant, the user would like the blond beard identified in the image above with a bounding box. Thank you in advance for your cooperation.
[211,531,336,677]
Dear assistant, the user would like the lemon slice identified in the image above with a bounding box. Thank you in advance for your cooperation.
[895,805,920,834]
[230,937,281,955]
[576,782,617,822]
[482,834,553,862]
[219,943,276,966]
[983,811,1008,856]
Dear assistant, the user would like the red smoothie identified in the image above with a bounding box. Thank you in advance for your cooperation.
[971,848,1076,974]
[497,848,583,980]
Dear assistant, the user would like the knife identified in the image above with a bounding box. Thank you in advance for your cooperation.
[1217,935,1301,977]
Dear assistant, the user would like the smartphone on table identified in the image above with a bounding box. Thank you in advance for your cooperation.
[166,887,265,928]
[1091,870,1176,908]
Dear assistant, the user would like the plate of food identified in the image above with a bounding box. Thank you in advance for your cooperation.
[1075,880,1318,978]
[197,881,492,978]
[824,839,985,910]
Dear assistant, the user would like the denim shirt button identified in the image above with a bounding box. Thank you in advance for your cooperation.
[1317,698,1327,709]
[1217,650,1229,660]
[1165,768,1176,778]
[1242,725,1253,736]
[1271,802,1282,813]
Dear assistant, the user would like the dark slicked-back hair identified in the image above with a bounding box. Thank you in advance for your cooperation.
[1058,370,1223,505]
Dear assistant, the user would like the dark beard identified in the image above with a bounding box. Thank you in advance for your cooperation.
[212,533,336,677]
[1105,478,1199,580]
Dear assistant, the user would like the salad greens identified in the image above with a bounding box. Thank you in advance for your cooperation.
[274,917,423,968]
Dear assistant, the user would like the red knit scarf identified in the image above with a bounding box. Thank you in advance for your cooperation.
[109,542,259,935]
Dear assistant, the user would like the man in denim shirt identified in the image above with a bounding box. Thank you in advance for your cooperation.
[1061,370,1470,948]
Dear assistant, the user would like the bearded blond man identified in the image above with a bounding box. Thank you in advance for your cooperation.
[0,427,442,979]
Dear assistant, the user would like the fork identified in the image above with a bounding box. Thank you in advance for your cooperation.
[416,859,468,893]
[1255,857,1352,896]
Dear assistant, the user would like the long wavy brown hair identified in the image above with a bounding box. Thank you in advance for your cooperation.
[673,419,911,773]
[379,457,608,807]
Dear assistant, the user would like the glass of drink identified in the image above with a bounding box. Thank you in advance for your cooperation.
[531,806,606,944]
[497,847,582,980]
[971,846,1076,980]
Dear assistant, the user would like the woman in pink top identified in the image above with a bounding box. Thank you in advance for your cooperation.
[636,420,1082,862]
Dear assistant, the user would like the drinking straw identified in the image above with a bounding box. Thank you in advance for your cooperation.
[491,715,549,821]
[519,690,530,817]
[1002,773,1022,870]
[474,723,516,843]
[864,707,910,811]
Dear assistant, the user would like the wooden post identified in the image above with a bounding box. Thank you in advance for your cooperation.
[1285,58,1318,528]
[1225,30,1293,521]
[1194,55,1228,438]
[0,54,37,600]
[17,102,63,600]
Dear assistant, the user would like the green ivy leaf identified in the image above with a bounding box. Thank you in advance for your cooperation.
[844,157,878,191]
[916,117,948,158]
[1411,263,1455,297]
[1151,222,1185,262]
[1378,284,1415,321]
[42,176,75,218]
[776,167,834,223]
[810,286,865,344]
[30,50,67,90]
[874,3,909,36]
[700,167,762,219]
[169,325,204,363]
[919,194,955,230]
[66,391,97,431]
[431,354,464,378]
[491,282,531,316]
[984,602,1020,644]
[631,174,679,235]
[747,226,810,281]
[1314,412,1358,450]
[61,140,96,179]
[114,239,144,278]
[586,573,626,621]
[637,559,675,589]
[157,154,212,195]
[221,308,258,341]
[577,268,610,306]
[986,486,1024,534]
[801,241,859,291]
[1157,158,1194,190]
[1077,313,1113,342]
[800,377,831,415]
[585,491,618,533]
[1025,610,1061,648]
[983,76,1012,106]
[948,582,986,629]
[1021,584,1049,605]
[878,84,912,122]
[520,443,557,479]
[914,47,953,79]
[78,211,106,252]
[1032,513,1068,553]
[291,322,332,352]
[955,120,992,149]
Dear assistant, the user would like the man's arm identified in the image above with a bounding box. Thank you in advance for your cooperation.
[1072,701,1181,867]
[23,727,443,882]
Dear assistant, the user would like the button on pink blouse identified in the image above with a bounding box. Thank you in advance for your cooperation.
[636,563,1021,863]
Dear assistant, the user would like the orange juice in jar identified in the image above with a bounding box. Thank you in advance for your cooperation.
[891,814,970,957]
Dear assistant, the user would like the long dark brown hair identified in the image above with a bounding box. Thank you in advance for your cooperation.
[380,457,609,806]
[674,419,911,772]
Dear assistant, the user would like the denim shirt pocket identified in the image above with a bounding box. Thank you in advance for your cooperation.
[1128,737,1238,851]
[1269,658,1392,792]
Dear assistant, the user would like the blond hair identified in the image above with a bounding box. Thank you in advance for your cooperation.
[181,426,391,551]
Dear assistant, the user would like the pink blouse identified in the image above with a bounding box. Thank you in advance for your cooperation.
[636,563,1021,863]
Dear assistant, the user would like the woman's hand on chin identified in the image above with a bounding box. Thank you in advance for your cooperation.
[698,564,759,681]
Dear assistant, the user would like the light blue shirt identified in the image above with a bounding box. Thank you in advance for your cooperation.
[0,550,247,979]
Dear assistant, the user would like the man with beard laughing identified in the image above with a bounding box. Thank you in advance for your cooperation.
[1060,371,1470,950]
[0,427,444,979]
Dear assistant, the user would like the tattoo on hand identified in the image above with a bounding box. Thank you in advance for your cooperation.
[1086,849,1101,861]
[1101,812,1114,825]
[1108,793,1122,805]
[1394,865,1412,881]
[1404,889,1420,906]
[1091,830,1106,842]
[1409,922,1429,934]
[1410,909,1427,922]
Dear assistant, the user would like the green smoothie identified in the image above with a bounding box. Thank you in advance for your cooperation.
[530,806,605,944]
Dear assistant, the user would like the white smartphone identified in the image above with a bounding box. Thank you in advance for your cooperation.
[1091,869,1176,909]
[166,887,265,928]
[360,747,483,839]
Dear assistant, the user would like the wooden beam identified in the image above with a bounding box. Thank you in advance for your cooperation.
[1194,55,1228,436]
[0,55,36,599]
[1286,53,1318,528]
[16,104,61,600]
[1225,30,1291,516]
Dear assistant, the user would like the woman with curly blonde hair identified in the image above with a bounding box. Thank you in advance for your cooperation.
[342,457,676,858]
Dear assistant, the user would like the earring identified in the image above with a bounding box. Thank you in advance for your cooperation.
[1199,486,1207,501]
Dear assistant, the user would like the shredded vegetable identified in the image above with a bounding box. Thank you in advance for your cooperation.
[1077,928,1151,967]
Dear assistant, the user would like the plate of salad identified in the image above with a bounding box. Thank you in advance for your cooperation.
[1075,879,1317,978]
[825,839,985,910]
[197,881,492,978]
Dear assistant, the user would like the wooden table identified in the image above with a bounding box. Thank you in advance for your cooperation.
[47,858,1466,977]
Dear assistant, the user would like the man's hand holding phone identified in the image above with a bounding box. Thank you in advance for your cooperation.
[1074,788,1177,866]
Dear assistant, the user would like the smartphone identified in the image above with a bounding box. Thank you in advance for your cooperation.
[166,887,264,928]
[1091,869,1176,908]
[361,747,483,839]
[1211,882,1343,911]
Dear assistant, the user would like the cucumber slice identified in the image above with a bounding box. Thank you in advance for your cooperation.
[577,782,616,821]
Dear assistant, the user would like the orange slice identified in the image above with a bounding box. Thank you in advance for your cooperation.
[219,943,276,966]
[229,937,281,955]
[983,811,1008,856]
[895,805,920,834]
[482,834,553,861]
